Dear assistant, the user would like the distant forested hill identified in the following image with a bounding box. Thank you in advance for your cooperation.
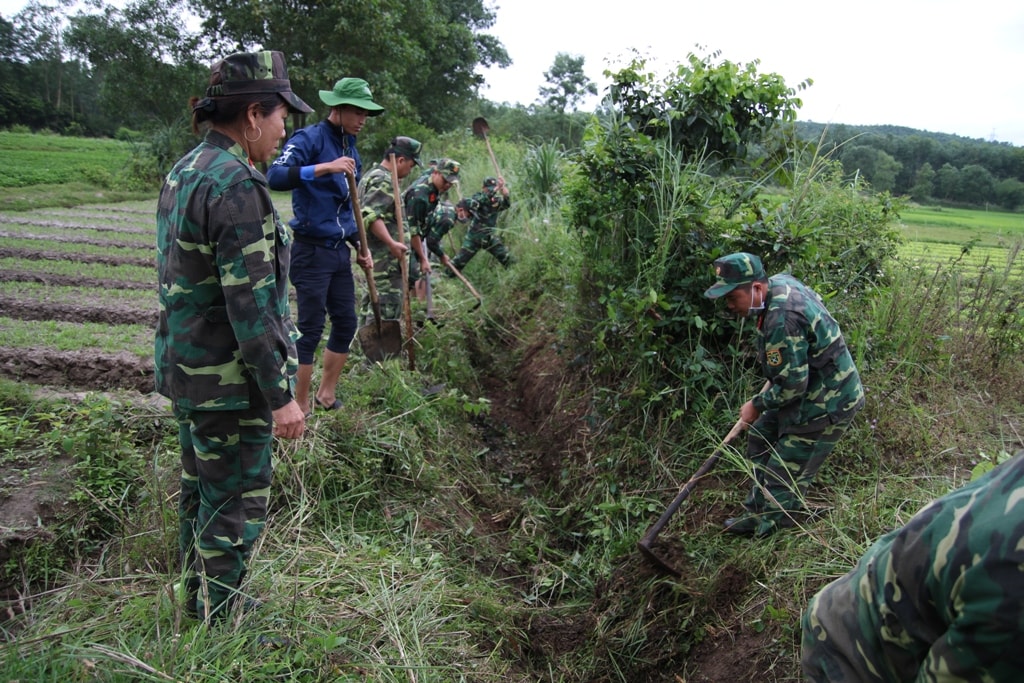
[793,121,1024,209]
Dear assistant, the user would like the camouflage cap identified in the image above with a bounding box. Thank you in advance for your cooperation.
[390,136,422,165]
[319,77,384,116]
[207,50,312,114]
[483,176,499,189]
[704,252,767,299]
[434,158,461,182]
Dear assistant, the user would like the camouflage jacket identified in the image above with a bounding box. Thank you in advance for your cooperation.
[155,130,298,411]
[461,188,510,230]
[424,202,457,258]
[803,452,1024,681]
[751,274,863,434]
[402,172,442,239]
[358,162,402,256]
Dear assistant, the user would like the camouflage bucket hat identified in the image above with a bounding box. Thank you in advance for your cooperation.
[704,252,766,299]
[391,136,422,165]
[434,158,461,182]
[319,77,384,115]
[207,51,312,114]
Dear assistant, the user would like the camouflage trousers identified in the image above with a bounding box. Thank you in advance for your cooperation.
[450,226,511,271]
[742,410,856,532]
[175,396,273,621]
[360,248,405,324]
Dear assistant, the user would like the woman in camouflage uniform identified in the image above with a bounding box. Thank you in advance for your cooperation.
[156,51,310,621]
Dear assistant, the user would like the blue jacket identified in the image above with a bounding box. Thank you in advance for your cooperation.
[267,120,362,241]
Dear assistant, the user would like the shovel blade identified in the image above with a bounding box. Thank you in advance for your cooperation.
[472,116,490,138]
[357,319,403,361]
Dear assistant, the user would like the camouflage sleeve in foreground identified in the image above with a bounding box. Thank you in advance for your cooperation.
[802,453,1024,682]
[359,165,398,240]
[155,133,298,411]
[753,274,863,434]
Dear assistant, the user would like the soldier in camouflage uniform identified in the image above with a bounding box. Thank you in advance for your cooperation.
[802,450,1024,681]
[450,176,513,272]
[156,50,310,622]
[422,200,461,269]
[357,136,422,322]
[704,252,864,537]
[403,158,461,300]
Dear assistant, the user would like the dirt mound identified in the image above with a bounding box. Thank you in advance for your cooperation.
[0,247,153,268]
[0,271,152,291]
[0,347,153,393]
[0,295,157,327]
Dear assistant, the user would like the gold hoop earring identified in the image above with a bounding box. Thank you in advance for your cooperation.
[244,125,262,143]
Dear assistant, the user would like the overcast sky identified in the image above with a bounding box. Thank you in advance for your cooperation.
[3,0,1022,145]
[478,0,1024,146]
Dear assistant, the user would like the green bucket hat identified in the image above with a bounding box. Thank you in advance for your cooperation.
[319,77,384,115]
[207,50,312,114]
[704,252,766,299]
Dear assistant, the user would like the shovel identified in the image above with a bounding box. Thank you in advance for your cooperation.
[424,268,436,324]
[390,156,416,371]
[472,116,503,179]
[346,171,403,361]
[636,417,748,576]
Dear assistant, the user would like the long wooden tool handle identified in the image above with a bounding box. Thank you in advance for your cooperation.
[443,260,482,304]
[638,379,770,545]
[638,417,745,545]
[345,171,382,334]
[389,155,415,371]
[482,132,502,179]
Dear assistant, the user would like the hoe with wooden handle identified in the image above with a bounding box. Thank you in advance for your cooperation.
[637,381,770,576]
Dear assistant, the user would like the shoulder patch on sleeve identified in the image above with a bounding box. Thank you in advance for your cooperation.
[766,348,783,367]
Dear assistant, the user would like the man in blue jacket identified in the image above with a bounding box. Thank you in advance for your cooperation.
[268,78,380,415]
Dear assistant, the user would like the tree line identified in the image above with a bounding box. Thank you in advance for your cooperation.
[0,0,510,141]
[2,0,1021,210]
[802,122,1024,210]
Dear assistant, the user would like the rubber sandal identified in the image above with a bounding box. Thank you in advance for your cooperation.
[315,397,342,411]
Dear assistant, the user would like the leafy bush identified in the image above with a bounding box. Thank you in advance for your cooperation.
[564,53,902,423]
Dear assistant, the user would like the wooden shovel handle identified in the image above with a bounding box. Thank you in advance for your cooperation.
[389,155,415,371]
[345,171,382,333]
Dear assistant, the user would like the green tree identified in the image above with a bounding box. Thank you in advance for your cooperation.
[909,161,935,201]
[994,177,1024,210]
[605,50,811,165]
[871,149,902,193]
[65,0,206,131]
[538,52,597,113]
[187,0,510,132]
[841,145,878,184]
[957,164,996,205]
[934,163,960,200]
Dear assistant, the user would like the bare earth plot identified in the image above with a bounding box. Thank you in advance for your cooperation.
[0,203,157,394]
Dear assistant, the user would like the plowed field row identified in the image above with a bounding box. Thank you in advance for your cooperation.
[0,203,159,393]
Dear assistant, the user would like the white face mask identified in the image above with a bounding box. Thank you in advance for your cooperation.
[746,284,765,316]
